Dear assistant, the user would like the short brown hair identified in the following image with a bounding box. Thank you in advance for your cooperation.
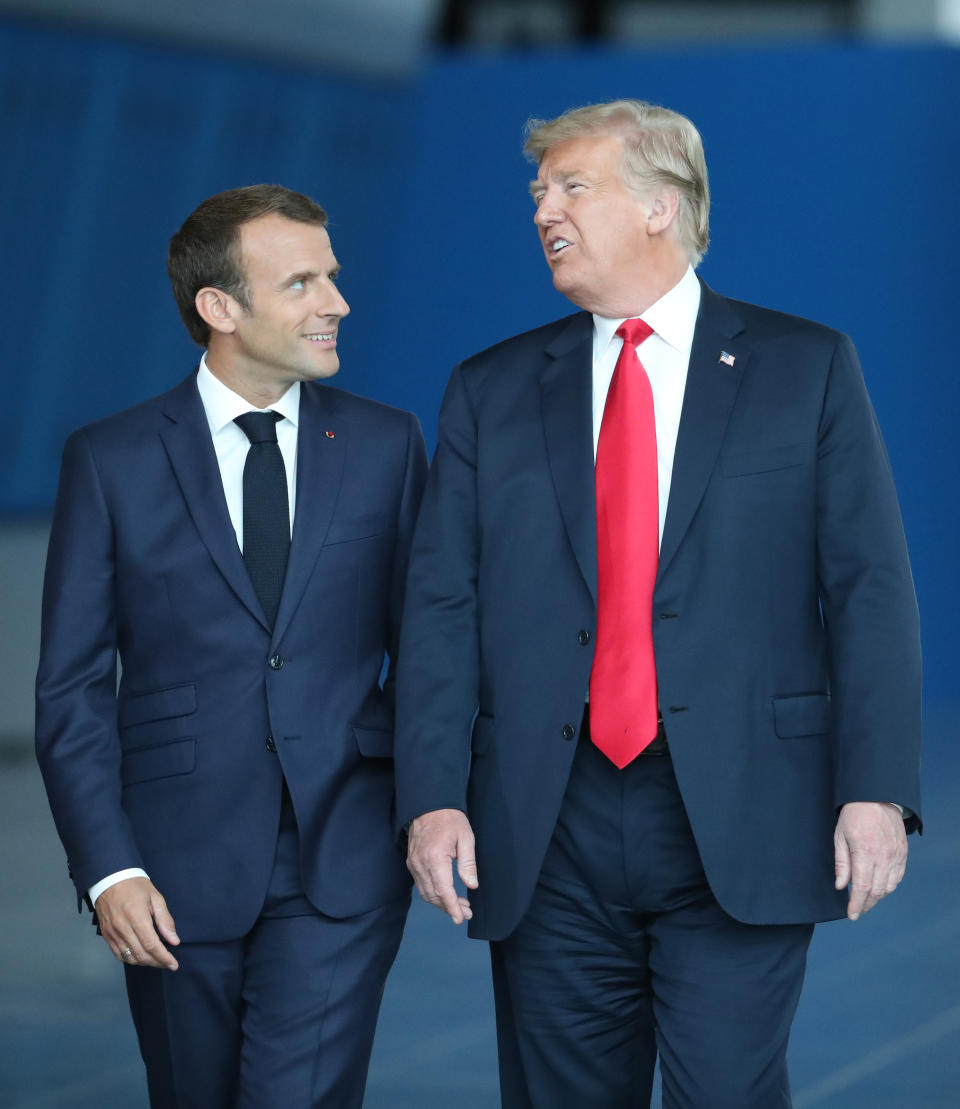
[524,100,710,267]
[168,184,328,346]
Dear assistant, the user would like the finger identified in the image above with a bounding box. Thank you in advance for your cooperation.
[104,935,132,963]
[430,866,467,924]
[406,851,439,905]
[456,833,479,891]
[151,895,181,947]
[129,918,178,970]
[847,861,876,921]
[834,835,851,891]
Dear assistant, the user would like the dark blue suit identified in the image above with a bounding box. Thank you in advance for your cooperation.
[36,371,427,1105]
[396,283,921,1105]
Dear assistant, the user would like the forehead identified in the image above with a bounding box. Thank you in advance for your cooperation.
[239,214,334,276]
[536,132,625,182]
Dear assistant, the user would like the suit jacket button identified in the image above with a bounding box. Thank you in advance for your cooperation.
[577,629,591,645]
[561,723,576,740]
[266,735,277,753]
[268,654,284,670]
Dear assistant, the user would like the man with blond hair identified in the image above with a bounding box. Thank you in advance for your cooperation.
[396,100,921,1107]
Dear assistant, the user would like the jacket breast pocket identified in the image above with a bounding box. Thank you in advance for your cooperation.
[325,511,388,546]
[121,737,197,786]
[722,443,806,478]
[772,693,832,738]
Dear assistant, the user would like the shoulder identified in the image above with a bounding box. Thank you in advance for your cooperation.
[707,284,850,355]
[302,382,421,442]
[461,312,588,373]
[64,372,198,453]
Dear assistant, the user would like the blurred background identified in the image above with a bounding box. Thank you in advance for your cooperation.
[1,1,958,1105]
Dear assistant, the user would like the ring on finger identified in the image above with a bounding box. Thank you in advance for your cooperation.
[121,947,134,960]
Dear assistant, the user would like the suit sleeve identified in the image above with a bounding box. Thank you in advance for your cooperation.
[381,410,429,710]
[816,334,922,828]
[35,429,144,905]
[394,365,481,831]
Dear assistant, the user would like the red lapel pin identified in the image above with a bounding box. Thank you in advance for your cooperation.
[325,430,335,439]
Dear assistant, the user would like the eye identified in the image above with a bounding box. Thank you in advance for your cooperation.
[290,279,305,291]
[565,181,583,193]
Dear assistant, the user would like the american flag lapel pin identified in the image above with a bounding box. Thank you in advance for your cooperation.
[718,350,736,367]
[325,430,335,439]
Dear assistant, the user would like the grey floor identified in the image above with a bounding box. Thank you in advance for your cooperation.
[2,705,958,1108]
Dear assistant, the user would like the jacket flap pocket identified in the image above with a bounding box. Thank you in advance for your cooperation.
[118,682,197,729]
[121,737,197,786]
[325,511,388,546]
[722,443,805,477]
[353,726,394,759]
[773,693,831,738]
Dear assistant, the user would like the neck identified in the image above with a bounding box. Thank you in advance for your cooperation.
[205,350,291,408]
[597,256,689,319]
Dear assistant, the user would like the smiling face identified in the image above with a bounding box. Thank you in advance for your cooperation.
[531,132,681,318]
[199,213,350,405]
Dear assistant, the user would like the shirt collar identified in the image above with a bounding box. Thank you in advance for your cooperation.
[196,354,301,434]
[592,264,702,362]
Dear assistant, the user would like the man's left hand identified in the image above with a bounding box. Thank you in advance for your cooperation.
[834,801,908,921]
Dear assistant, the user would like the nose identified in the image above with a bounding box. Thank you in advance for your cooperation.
[319,283,350,320]
[534,192,563,228]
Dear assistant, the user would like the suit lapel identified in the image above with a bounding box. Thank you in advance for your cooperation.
[158,372,268,629]
[658,283,747,578]
[272,382,346,643]
[539,313,598,602]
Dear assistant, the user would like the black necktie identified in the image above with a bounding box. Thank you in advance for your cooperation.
[234,411,290,629]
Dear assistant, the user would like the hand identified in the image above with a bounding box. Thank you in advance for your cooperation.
[406,808,478,925]
[94,877,180,969]
[834,802,908,921]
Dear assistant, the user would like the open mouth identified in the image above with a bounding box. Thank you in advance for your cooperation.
[303,333,335,343]
[547,238,572,258]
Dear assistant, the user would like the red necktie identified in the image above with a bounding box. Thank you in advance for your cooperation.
[589,318,659,768]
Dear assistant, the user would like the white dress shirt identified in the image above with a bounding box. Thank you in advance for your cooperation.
[88,358,301,905]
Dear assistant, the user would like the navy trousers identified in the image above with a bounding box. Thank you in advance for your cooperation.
[492,737,814,1109]
[124,789,408,1108]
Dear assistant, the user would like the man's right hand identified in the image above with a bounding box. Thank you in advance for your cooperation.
[406,809,478,925]
[94,877,180,970]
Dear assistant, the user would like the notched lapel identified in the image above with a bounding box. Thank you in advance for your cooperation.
[659,287,747,578]
[158,373,268,629]
[539,314,597,601]
[272,383,346,642]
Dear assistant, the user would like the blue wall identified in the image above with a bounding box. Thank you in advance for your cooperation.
[2,18,956,703]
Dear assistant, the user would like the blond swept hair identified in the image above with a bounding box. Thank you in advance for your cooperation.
[524,99,710,267]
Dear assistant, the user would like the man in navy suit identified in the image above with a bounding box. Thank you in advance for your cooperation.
[395,101,921,1107]
[36,185,427,1107]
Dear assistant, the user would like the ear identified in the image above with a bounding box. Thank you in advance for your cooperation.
[195,286,240,335]
[646,188,681,236]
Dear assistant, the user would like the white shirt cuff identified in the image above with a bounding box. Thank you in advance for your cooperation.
[89,868,149,906]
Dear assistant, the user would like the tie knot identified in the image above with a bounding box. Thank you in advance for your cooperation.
[616,318,654,349]
[235,411,282,444]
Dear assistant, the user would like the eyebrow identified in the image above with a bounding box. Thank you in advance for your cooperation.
[529,170,579,197]
[280,264,341,287]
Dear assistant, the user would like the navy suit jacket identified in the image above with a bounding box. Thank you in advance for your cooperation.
[395,282,922,941]
[36,371,427,941]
